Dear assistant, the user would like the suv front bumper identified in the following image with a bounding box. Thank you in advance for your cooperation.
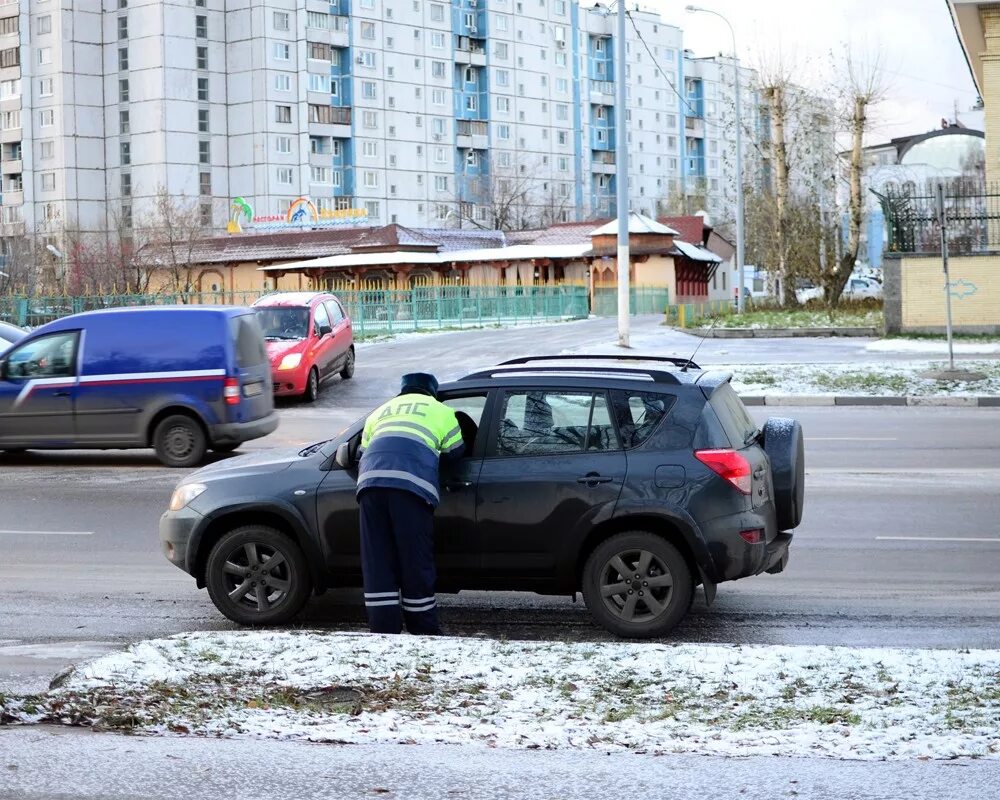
[159,505,203,577]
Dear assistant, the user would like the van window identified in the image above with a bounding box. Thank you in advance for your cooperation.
[230,314,268,368]
[4,331,79,379]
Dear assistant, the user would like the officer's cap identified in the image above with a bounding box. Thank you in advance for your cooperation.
[400,372,439,398]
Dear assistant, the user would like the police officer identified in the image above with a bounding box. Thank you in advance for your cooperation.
[356,372,464,635]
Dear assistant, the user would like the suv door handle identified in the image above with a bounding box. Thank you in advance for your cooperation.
[577,473,613,486]
[445,480,473,491]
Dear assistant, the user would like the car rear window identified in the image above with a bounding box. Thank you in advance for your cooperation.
[708,382,758,448]
[230,314,268,368]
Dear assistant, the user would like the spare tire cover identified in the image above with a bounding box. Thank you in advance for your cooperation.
[763,417,804,530]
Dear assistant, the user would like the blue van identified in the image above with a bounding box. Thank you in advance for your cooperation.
[0,307,278,467]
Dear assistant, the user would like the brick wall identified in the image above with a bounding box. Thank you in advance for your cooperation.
[898,254,1000,334]
[980,5,1000,187]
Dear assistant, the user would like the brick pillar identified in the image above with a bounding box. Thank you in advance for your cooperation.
[979,5,1000,188]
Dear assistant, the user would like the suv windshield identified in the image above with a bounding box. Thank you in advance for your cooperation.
[254,307,310,340]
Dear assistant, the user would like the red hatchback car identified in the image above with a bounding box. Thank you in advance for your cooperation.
[252,292,355,402]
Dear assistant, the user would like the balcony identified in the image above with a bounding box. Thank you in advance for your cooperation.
[1,189,23,206]
[456,119,488,150]
[0,125,20,144]
[309,106,351,138]
[454,42,487,67]
[685,116,705,138]
[1,158,20,173]
[330,15,349,48]
[589,81,614,105]
[591,151,616,174]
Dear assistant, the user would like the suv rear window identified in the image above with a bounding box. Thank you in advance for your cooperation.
[610,390,673,449]
[230,314,268,368]
[709,382,758,448]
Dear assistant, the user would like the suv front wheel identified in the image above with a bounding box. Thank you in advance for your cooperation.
[582,531,694,639]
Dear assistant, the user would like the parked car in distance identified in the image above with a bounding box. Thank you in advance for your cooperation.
[0,320,26,352]
[252,292,355,402]
[0,307,278,467]
[161,354,804,639]
[796,275,883,304]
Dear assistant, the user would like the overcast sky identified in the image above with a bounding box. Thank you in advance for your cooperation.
[649,0,980,143]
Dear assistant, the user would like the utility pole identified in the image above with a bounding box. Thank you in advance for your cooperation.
[615,0,630,347]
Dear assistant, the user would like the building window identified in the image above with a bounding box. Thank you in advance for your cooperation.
[362,140,377,158]
[496,123,510,140]
[310,166,331,184]
[195,15,207,38]
[40,140,54,160]
[118,47,129,71]
[120,141,131,165]
[274,42,290,61]
[120,110,130,134]
[0,79,18,100]
[309,42,332,61]
[276,167,293,185]
[197,46,208,70]
[0,17,17,35]
[122,205,132,227]
[435,204,450,221]
[275,73,291,92]
[41,173,55,191]
[275,105,292,123]
[495,69,510,87]
[465,95,478,111]
[308,73,330,93]
[361,80,377,99]
[199,172,211,196]
[434,175,448,192]
[275,135,291,154]
[36,78,51,97]
[308,104,333,124]
[39,109,55,128]
[495,14,508,32]
[432,88,446,106]
[306,11,329,29]
[495,96,510,114]
[119,79,129,102]
[431,31,445,49]
[117,16,127,39]
[360,22,375,40]
[331,79,339,97]
[362,110,378,128]
[200,205,212,227]
[199,140,210,164]
[556,104,568,120]
[431,61,446,79]
[364,201,380,219]
[363,170,379,188]
[197,77,209,101]
[430,4,445,21]
[0,48,19,69]
[198,109,209,132]
[557,130,568,146]
[37,48,52,65]
[494,42,508,59]
[273,11,290,31]
[121,173,131,197]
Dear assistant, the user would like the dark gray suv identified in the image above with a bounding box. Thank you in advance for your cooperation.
[160,355,804,638]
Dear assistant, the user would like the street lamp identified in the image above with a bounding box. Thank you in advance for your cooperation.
[685,5,745,313]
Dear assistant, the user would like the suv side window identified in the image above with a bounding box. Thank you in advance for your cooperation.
[610,390,674,449]
[3,331,79,379]
[492,390,618,456]
[325,300,345,324]
[313,302,330,335]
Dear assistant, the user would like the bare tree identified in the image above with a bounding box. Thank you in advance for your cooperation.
[0,233,40,295]
[823,49,886,307]
[450,154,566,231]
[145,187,208,296]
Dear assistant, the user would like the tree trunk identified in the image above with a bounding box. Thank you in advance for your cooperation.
[829,96,866,307]
[768,86,795,305]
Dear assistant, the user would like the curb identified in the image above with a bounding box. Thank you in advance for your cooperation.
[681,326,880,339]
[739,395,1000,407]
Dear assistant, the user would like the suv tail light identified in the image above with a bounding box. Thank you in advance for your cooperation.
[695,448,751,494]
[223,377,241,406]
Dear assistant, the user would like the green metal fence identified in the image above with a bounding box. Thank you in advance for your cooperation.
[592,286,670,316]
[666,299,735,328]
[0,285,591,335]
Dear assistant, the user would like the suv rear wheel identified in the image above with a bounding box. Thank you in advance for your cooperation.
[582,531,694,639]
[205,525,311,626]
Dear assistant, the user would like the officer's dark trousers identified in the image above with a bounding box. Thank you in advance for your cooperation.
[358,487,442,635]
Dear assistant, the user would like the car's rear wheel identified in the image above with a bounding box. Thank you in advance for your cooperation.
[582,531,693,639]
[205,526,311,626]
[340,347,355,380]
[303,367,319,403]
[153,414,207,468]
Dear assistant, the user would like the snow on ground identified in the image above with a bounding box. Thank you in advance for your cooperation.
[6,632,999,760]
[866,339,1000,355]
[725,360,1000,397]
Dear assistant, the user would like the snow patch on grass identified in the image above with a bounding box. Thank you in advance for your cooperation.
[5,633,1000,761]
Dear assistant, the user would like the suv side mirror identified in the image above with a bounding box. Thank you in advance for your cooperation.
[334,441,352,469]
[318,323,333,337]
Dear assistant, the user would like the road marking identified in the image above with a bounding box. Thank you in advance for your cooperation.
[0,529,94,536]
[806,437,898,441]
[876,536,1000,543]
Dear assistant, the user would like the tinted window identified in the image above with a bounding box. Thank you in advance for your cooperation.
[493,390,617,456]
[254,307,309,340]
[313,302,330,333]
[229,314,268,368]
[709,382,758,448]
[610,390,674,449]
[4,331,79,378]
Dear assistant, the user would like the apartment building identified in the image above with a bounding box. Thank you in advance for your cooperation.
[0,0,827,249]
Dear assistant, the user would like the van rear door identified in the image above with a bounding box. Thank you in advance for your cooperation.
[229,313,273,422]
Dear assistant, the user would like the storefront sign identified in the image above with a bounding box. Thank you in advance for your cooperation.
[227,196,368,233]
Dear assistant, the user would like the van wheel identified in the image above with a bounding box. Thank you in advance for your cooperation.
[340,347,355,380]
[205,526,311,626]
[581,531,693,639]
[153,414,207,468]
[303,368,319,403]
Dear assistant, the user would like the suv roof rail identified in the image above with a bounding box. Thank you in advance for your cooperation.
[458,364,686,385]
[497,354,701,370]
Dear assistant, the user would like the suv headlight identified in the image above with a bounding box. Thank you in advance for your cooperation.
[169,483,207,511]
[278,353,303,370]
